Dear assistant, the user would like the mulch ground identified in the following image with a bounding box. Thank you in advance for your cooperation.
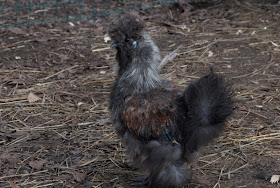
[0,1,280,188]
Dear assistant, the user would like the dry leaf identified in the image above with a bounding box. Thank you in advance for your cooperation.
[208,51,214,57]
[104,34,111,43]
[236,29,243,35]
[58,54,69,61]
[65,115,72,121]
[29,159,47,170]
[73,171,87,182]
[69,22,75,27]
[8,27,27,35]
[270,175,280,184]
[6,169,16,176]
[96,118,109,126]
[0,153,12,162]
[27,92,41,103]
[10,182,20,188]
[0,153,20,164]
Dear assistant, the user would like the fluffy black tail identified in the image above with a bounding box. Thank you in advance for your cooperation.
[179,72,233,154]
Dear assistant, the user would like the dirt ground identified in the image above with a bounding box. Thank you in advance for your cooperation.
[1,1,280,188]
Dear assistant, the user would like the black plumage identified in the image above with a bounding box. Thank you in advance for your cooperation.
[109,14,233,188]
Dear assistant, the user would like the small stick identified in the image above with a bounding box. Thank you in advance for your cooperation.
[0,97,27,103]
[0,170,48,180]
[76,157,99,167]
[42,65,79,80]
[233,133,280,141]
[92,47,110,52]
[83,79,113,85]
[221,163,249,176]
[0,39,33,49]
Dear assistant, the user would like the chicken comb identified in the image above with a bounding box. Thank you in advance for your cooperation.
[109,14,145,42]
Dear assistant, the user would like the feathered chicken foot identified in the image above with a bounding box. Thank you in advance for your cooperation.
[131,176,151,186]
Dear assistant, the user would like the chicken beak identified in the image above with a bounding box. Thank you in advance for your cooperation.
[111,42,118,48]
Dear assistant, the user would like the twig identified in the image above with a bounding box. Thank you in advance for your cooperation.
[0,39,33,49]
[76,157,99,167]
[42,65,79,80]
[92,47,110,52]
[233,133,280,142]
[0,170,48,180]
[221,163,249,176]
[0,97,27,103]
[83,79,113,85]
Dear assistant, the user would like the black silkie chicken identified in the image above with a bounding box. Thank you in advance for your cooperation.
[109,15,233,188]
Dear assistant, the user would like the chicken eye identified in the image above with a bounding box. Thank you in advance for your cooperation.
[125,38,130,42]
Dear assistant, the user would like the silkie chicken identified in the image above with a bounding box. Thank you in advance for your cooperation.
[108,14,233,188]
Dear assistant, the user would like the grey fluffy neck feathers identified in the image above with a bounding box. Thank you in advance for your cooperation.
[119,64,162,94]
[117,33,162,94]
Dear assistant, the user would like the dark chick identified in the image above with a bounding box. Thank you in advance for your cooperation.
[109,14,233,188]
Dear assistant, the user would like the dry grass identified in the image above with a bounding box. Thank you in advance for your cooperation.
[1,1,280,188]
